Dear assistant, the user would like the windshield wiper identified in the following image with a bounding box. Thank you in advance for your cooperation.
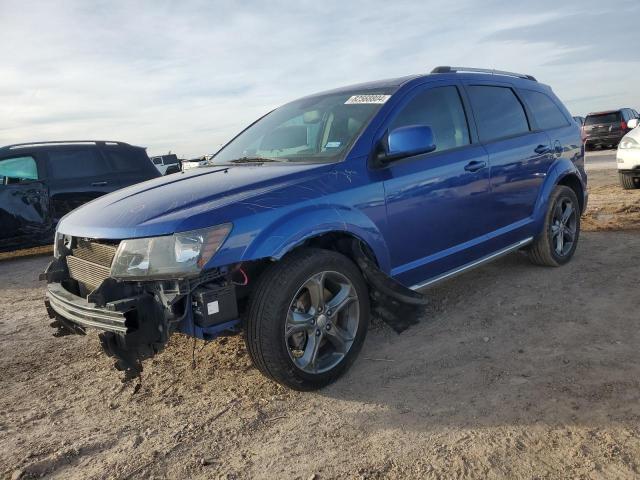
[228,156,287,164]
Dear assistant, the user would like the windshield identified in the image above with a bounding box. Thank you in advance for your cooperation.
[212,89,395,164]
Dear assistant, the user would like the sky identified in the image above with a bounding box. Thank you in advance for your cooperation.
[1,0,639,158]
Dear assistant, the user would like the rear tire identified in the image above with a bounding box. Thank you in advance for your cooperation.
[528,186,581,267]
[245,248,369,391]
[619,172,639,190]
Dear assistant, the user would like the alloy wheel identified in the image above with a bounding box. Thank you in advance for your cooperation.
[285,271,359,374]
[550,197,577,257]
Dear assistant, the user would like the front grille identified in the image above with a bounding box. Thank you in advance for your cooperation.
[66,239,119,292]
[72,239,117,267]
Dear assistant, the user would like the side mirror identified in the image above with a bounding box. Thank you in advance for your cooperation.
[381,125,436,163]
[628,118,639,129]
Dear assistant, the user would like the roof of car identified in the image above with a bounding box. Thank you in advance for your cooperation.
[0,140,142,153]
[302,67,544,100]
[587,110,623,116]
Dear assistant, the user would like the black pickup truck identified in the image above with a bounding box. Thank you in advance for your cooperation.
[0,140,160,252]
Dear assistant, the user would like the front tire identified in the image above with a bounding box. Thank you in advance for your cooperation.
[619,172,639,190]
[245,248,370,390]
[528,186,581,267]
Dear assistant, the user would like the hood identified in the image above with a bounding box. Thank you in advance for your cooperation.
[58,163,329,239]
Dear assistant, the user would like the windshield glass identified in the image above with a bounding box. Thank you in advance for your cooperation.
[212,89,395,164]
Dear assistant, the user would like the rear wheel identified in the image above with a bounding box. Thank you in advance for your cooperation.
[528,186,580,267]
[245,248,369,390]
[619,172,639,189]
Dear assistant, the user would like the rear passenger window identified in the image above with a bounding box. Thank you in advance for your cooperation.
[467,86,530,142]
[389,86,470,152]
[47,150,109,179]
[520,90,569,130]
[103,150,140,172]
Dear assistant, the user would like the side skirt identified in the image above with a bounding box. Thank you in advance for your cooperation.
[410,237,533,291]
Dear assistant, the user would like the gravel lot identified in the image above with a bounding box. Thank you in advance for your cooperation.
[1,152,639,479]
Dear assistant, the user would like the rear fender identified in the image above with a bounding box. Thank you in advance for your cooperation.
[532,158,586,230]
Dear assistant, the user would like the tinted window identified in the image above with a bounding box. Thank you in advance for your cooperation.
[520,90,569,130]
[585,113,619,125]
[467,86,530,142]
[152,157,163,165]
[103,149,143,172]
[47,149,109,178]
[0,156,38,185]
[390,86,470,152]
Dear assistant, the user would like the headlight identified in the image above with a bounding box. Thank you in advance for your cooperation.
[619,138,639,149]
[53,230,72,258]
[110,224,232,279]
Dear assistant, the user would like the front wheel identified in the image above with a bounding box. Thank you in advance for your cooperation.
[528,185,581,267]
[245,248,369,390]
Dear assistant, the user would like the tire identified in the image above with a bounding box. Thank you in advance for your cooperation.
[245,248,370,390]
[619,172,639,190]
[528,186,581,267]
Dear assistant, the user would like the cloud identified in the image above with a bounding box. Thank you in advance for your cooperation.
[0,0,638,157]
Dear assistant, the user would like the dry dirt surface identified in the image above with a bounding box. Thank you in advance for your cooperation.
[1,162,639,480]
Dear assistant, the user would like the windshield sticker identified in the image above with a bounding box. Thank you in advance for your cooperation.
[345,94,391,105]
[325,141,341,148]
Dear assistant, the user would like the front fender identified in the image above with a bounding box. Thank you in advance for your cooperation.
[240,204,392,273]
[532,158,586,228]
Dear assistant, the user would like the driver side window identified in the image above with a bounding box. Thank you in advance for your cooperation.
[0,156,39,185]
[390,86,470,153]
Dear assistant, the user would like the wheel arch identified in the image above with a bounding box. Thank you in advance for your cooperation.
[239,205,392,274]
[533,159,587,225]
[557,173,585,214]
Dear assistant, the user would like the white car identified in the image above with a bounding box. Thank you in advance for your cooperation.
[617,118,640,189]
[150,154,181,175]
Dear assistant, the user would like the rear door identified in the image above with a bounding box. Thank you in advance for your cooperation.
[0,153,51,248]
[583,112,621,141]
[45,147,114,221]
[464,82,553,232]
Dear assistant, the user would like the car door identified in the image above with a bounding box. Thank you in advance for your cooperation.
[0,153,51,249]
[378,83,492,288]
[45,147,114,222]
[464,82,553,234]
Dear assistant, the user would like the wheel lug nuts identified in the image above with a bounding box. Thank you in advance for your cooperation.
[315,329,321,336]
[327,310,332,316]
[326,324,331,330]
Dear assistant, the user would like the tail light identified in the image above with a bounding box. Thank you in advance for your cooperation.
[621,120,627,130]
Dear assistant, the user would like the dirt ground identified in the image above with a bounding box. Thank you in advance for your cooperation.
[1,154,639,479]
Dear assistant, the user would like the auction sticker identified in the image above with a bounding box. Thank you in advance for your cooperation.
[345,94,391,104]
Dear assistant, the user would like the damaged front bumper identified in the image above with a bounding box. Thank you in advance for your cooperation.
[42,256,243,379]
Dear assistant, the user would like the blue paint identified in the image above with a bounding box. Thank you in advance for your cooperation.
[58,71,586,336]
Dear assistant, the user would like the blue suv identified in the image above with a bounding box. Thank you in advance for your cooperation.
[43,67,587,390]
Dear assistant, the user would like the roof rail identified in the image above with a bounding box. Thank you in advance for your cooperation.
[431,66,537,82]
[0,140,132,151]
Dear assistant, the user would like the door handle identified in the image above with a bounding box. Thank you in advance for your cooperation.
[534,144,551,155]
[91,181,108,187]
[464,160,487,172]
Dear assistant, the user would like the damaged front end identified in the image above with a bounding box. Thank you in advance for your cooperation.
[42,235,243,380]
